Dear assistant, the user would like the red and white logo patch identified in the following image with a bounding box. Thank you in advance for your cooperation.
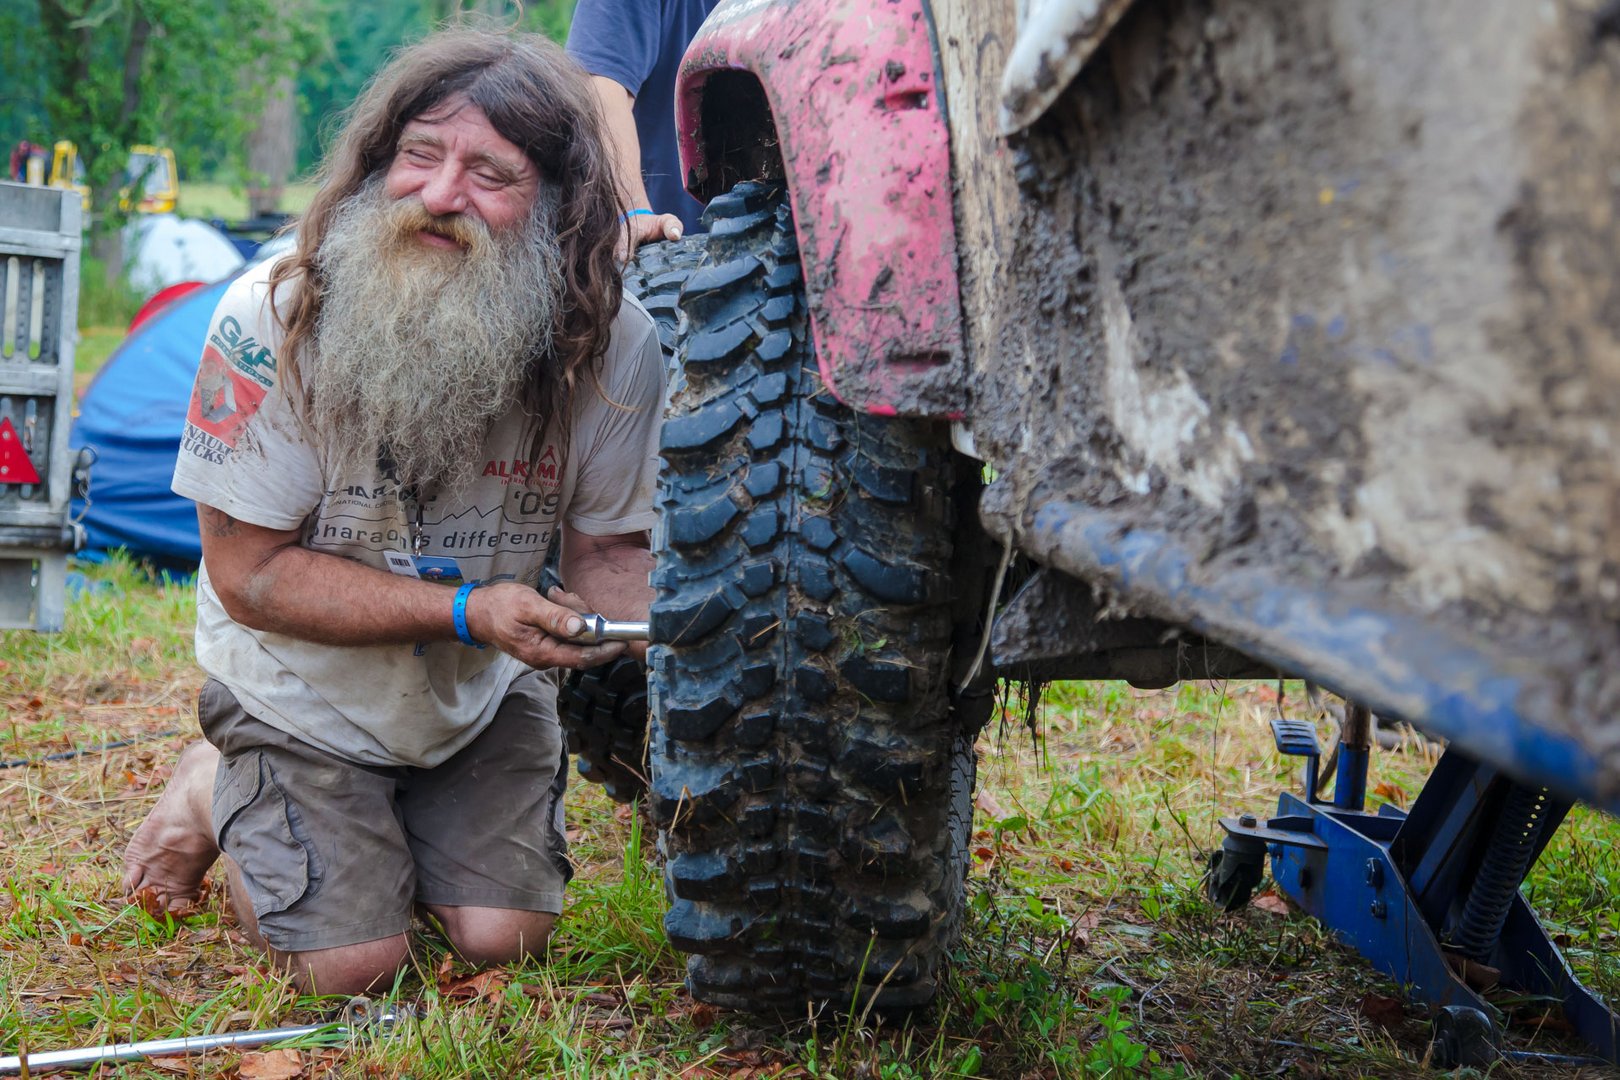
[187,343,269,448]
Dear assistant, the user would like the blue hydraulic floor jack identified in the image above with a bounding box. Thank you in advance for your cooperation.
[1212,703,1619,1069]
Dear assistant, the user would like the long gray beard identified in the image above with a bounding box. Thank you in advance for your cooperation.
[307,177,565,494]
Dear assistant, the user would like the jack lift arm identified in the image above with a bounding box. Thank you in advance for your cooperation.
[1211,706,1619,1069]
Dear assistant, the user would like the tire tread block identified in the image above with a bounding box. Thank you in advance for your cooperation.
[667,493,742,548]
[685,318,756,367]
[662,398,745,452]
[682,255,763,300]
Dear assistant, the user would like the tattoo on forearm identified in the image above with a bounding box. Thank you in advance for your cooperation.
[204,509,241,538]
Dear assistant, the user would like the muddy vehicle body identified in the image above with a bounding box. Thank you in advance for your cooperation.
[566,0,1620,1059]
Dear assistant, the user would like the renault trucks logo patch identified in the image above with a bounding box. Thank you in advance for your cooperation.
[185,341,269,455]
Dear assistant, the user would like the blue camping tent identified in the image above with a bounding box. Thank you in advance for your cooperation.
[71,277,233,567]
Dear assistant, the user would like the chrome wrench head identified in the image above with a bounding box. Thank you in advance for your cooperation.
[567,614,650,644]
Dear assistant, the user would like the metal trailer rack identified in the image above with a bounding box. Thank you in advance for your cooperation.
[0,181,85,631]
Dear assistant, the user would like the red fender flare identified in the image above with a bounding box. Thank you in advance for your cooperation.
[676,0,967,419]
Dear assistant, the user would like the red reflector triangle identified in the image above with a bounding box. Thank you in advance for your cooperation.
[0,417,42,485]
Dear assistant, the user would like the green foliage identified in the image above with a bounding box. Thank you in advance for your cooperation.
[9,568,1615,1077]
[0,4,50,143]
[1082,987,1186,1079]
[518,0,578,41]
[293,0,578,172]
[74,326,124,380]
[75,255,143,328]
[175,179,318,220]
[1526,804,1620,1001]
[28,0,318,241]
[293,0,442,174]
[0,551,194,692]
[8,0,582,201]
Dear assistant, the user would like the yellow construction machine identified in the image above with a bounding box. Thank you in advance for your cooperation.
[9,141,178,214]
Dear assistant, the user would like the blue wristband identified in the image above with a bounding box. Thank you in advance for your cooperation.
[619,208,655,222]
[452,582,485,649]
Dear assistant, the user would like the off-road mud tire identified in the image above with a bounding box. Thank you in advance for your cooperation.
[648,181,971,1013]
[624,234,710,358]
[562,658,652,802]
[559,235,708,803]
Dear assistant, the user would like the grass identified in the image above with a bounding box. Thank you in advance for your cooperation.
[1,562,1616,1077]
[72,255,144,402]
[75,326,125,391]
[177,181,319,222]
[77,257,147,330]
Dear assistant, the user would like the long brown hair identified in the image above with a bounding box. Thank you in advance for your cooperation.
[269,28,624,458]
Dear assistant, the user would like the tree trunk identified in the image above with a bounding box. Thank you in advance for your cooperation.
[246,75,296,217]
[90,207,124,287]
[84,6,150,286]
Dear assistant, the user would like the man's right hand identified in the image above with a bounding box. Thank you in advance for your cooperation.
[588,75,686,263]
[197,505,633,667]
[464,581,629,670]
[618,210,684,262]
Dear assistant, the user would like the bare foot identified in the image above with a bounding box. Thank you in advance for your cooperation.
[122,741,222,912]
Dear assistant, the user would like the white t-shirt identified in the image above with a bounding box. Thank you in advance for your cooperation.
[172,256,664,767]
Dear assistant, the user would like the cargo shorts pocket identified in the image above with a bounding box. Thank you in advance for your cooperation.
[213,752,318,920]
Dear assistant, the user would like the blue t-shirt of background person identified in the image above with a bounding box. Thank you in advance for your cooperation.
[567,0,723,235]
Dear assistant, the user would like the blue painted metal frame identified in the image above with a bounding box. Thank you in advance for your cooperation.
[1223,747,1619,1065]
[1018,502,1620,815]
[1334,746,1369,812]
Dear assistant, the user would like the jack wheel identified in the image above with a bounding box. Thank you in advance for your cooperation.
[1431,1005,1500,1069]
[1204,834,1266,912]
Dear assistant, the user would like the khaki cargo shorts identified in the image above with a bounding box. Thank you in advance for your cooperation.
[197,671,571,953]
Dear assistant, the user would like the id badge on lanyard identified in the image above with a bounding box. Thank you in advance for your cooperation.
[384,484,467,586]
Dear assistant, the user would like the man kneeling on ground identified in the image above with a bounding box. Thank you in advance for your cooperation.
[121,28,662,996]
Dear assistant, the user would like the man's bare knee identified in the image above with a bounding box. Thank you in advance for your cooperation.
[274,934,412,997]
[428,906,555,966]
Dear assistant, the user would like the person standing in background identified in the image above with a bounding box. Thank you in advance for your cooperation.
[567,0,723,254]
